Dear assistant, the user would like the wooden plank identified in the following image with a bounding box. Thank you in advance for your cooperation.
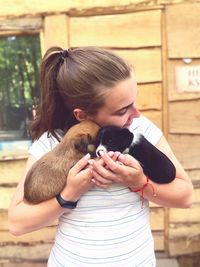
[1,263,46,267]
[194,188,200,203]
[170,204,200,223]
[0,159,26,185]
[142,111,162,129]
[115,49,162,83]
[150,207,164,231]
[43,14,69,54]
[0,244,51,261]
[167,60,200,101]
[168,134,200,170]
[153,232,165,251]
[0,187,15,209]
[70,10,161,48]
[0,17,42,32]
[0,0,163,17]
[0,0,162,17]
[0,211,9,230]
[169,99,200,134]
[166,4,200,58]
[187,169,200,188]
[169,223,200,239]
[137,83,162,110]
[169,238,200,256]
[1,227,56,243]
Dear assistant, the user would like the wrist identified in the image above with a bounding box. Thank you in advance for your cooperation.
[56,193,79,209]
[130,174,147,191]
[130,175,156,208]
[60,187,80,202]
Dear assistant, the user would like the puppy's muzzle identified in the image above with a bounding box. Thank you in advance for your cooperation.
[96,145,108,157]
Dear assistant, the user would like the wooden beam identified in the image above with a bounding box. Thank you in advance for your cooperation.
[0,0,163,18]
[0,17,42,33]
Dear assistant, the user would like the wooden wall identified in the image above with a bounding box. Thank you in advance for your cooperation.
[165,4,200,256]
[0,1,199,265]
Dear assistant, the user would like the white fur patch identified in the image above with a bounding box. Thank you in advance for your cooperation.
[132,133,143,145]
[96,144,108,157]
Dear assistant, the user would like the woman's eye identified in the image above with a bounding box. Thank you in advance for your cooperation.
[115,108,128,116]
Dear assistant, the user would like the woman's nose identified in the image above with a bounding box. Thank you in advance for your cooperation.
[134,107,140,118]
[129,106,140,118]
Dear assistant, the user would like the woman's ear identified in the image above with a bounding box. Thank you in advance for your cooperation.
[73,108,88,122]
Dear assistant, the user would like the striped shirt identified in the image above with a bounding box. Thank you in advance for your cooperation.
[29,116,162,267]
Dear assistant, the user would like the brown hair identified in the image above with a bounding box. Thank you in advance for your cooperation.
[31,46,132,141]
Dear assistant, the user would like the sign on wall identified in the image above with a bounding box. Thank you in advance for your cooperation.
[175,66,200,93]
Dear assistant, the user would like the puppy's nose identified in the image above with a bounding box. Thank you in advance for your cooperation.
[96,145,107,157]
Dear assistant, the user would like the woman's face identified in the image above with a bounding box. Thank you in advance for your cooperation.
[89,73,140,128]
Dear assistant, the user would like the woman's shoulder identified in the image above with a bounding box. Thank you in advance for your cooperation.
[129,115,163,145]
[28,130,63,160]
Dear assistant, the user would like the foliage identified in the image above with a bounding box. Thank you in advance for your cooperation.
[0,35,41,136]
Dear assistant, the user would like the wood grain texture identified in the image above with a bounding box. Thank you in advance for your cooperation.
[70,10,161,48]
[166,3,200,58]
[115,49,162,83]
[168,134,200,169]
[169,99,200,134]
[43,14,69,53]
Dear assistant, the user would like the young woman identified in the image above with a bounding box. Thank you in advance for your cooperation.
[8,47,193,267]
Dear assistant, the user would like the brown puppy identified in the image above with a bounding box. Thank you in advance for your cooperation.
[24,120,100,204]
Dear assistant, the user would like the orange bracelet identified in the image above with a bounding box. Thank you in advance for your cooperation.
[131,176,156,208]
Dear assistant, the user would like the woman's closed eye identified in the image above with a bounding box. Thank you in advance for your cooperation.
[115,107,128,116]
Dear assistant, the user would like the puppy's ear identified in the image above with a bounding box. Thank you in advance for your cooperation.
[119,128,133,148]
[74,134,92,154]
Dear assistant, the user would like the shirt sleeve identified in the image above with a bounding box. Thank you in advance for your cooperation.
[129,115,163,146]
[28,132,59,160]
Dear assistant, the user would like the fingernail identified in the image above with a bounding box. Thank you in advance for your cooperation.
[84,153,91,160]
[99,151,105,156]
[88,159,94,165]
[118,154,125,160]
[108,151,114,156]
[115,151,121,157]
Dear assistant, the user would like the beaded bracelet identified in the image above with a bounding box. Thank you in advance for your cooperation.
[130,176,156,208]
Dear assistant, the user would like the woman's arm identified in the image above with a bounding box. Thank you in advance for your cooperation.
[90,136,193,209]
[8,153,93,236]
[141,135,193,208]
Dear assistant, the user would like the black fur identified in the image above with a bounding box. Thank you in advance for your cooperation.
[95,126,176,184]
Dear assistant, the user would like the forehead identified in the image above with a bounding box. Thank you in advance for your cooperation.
[102,74,138,112]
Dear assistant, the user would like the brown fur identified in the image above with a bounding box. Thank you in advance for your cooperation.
[24,120,100,204]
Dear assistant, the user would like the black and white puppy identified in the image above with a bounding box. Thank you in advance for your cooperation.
[95,126,176,184]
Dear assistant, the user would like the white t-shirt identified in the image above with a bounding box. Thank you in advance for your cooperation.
[29,116,162,267]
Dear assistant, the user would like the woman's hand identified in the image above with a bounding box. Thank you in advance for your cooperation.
[61,153,95,201]
[89,152,146,189]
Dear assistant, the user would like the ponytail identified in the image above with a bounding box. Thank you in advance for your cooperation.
[31,47,77,141]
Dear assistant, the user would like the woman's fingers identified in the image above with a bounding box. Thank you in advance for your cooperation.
[99,152,124,174]
[118,153,141,170]
[69,153,91,175]
[91,172,112,188]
